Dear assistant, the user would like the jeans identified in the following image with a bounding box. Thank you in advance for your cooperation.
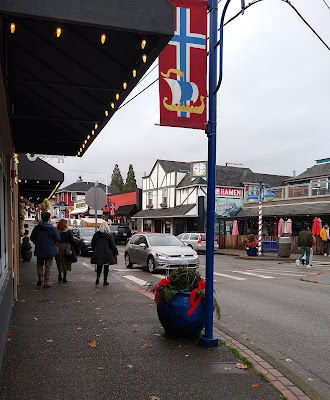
[323,240,330,255]
[298,247,310,265]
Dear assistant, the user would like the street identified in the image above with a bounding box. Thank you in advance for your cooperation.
[105,246,330,399]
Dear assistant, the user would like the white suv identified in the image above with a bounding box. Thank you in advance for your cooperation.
[177,232,218,253]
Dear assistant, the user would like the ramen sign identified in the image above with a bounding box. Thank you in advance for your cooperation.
[215,187,243,198]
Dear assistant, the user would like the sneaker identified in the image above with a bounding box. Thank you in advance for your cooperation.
[43,283,51,288]
[301,259,305,265]
[295,260,300,268]
[37,280,42,286]
[306,264,311,268]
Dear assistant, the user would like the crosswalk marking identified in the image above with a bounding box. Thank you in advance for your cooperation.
[123,275,148,286]
[252,269,308,276]
[214,272,246,281]
[232,271,274,279]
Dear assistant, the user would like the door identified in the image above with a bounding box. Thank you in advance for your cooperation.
[154,220,162,233]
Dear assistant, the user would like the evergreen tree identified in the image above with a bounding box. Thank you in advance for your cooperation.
[123,164,137,191]
[110,164,124,191]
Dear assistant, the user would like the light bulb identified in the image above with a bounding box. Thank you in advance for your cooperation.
[25,180,27,183]
[95,123,98,129]
[45,154,47,158]
[49,181,50,184]
[116,93,119,100]
[101,34,106,44]
[141,39,146,49]
[56,27,61,37]
[80,148,82,152]
[111,103,114,109]
[87,135,90,140]
[82,144,85,148]
[84,140,87,144]
[142,54,147,63]
[123,82,127,89]
[92,130,94,135]
[133,69,136,77]
[105,110,108,116]
[75,155,78,158]
[10,23,15,34]
[37,181,39,184]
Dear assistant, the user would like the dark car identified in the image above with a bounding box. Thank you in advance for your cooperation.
[109,224,132,244]
[78,227,95,256]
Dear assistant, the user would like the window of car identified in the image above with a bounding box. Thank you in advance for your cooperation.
[130,235,141,244]
[182,233,191,240]
[190,233,199,240]
[201,234,206,241]
[148,235,183,247]
[139,236,148,246]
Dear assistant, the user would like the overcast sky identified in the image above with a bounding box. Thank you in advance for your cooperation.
[48,0,330,188]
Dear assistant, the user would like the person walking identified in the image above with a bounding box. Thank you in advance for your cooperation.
[55,219,77,283]
[296,223,314,268]
[30,212,60,288]
[91,221,118,286]
[72,219,81,241]
[320,223,330,256]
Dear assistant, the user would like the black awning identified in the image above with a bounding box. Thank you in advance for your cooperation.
[115,204,137,217]
[18,154,64,203]
[0,0,174,156]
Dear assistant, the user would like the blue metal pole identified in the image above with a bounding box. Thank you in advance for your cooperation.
[199,0,219,348]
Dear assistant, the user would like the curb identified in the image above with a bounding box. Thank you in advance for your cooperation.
[215,251,296,262]
[213,323,325,400]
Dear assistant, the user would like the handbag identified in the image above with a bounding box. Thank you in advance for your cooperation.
[65,243,73,258]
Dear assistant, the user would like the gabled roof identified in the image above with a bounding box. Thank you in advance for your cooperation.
[158,160,190,174]
[284,162,330,183]
[57,181,120,195]
[133,204,196,218]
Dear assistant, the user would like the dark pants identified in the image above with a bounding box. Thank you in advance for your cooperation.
[97,264,109,282]
[323,240,330,255]
[37,257,53,282]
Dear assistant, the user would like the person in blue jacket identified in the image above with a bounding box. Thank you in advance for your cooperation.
[31,212,60,288]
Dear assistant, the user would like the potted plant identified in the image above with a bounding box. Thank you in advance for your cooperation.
[21,235,32,261]
[149,267,220,338]
[242,234,258,256]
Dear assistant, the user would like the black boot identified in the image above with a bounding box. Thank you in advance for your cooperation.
[58,272,62,282]
[63,272,67,283]
[103,265,109,286]
[96,265,102,285]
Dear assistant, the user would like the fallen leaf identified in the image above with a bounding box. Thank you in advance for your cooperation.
[236,363,248,370]
[285,358,292,362]
[252,383,260,388]
[77,327,82,330]
[88,340,97,348]
[6,338,12,342]
[46,339,53,343]
[185,355,189,357]
[261,369,268,374]
[150,397,160,400]
[224,367,231,371]
[307,378,314,381]
[97,367,103,370]
[143,344,152,347]
[7,333,13,337]
[154,333,161,336]
[127,364,134,369]
[95,334,100,337]
[95,307,101,310]
[33,317,38,321]
[134,328,139,332]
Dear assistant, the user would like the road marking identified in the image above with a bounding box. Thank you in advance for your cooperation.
[214,272,246,281]
[153,274,165,279]
[233,271,274,279]
[112,268,142,272]
[252,269,310,276]
[123,275,148,286]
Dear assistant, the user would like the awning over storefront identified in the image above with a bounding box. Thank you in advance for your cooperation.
[18,154,64,203]
[70,207,88,215]
[115,204,137,217]
[0,0,174,156]
[218,202,330,221]
[133,204,196,219]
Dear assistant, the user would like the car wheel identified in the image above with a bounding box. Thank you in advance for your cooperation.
[188,244,193,249]
[125,252,133,268]
[147,256,156,273]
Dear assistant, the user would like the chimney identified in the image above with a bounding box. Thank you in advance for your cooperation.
[293,170,296,177]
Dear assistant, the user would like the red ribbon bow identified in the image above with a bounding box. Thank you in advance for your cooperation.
[151,277,170,303]
[187,280,206,316]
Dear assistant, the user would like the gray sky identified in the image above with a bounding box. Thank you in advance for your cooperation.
[49,0,330,188]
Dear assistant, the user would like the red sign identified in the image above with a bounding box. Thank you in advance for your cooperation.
[215,187,243,198]
[159,0,207,130]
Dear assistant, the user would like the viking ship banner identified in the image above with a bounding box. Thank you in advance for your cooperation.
[159,0,207,130]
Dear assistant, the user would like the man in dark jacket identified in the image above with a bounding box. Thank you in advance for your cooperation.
[31,212,60,288]
[296,223,314,268]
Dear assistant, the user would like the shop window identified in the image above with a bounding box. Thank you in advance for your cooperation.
[162,189,167,205]
[143,219,152,232]
[71,192,77,202]
[147,192,152,207]
[61,193,64,202]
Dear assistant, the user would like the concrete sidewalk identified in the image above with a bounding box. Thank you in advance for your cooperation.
[0,257,311,400]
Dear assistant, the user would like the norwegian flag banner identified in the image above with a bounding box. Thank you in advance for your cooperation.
[159,0,207,130]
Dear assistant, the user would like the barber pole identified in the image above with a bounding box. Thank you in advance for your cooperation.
[258,200,262,256]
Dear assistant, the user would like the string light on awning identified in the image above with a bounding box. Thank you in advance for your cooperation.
[37,181,39,183]
[95,123,98,129]
[10,23,15,34]
[80,147,82,152]
[116,93,119,101]
[82,144,85,148]
[141,39,146,49]
[123,82,127,89]
[49,181,51,184]
[84,140,87,144]
[56,27,62,38]
[133,69,137,77]
[25,180,27,183]
[105,110,108,116]
[87,135,90,140]
[111,102,114,109]
[101,34,106,44]
[92,130,95,135]
[142,54,147,63]
[45,154,48,158]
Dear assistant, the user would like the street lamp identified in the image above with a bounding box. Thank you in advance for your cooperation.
[247,181,276,256]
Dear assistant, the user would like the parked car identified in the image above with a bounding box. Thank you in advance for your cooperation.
[109,224,132,244]
[78,227,95,256]
[176,232,218,253]
[124,233,199,272]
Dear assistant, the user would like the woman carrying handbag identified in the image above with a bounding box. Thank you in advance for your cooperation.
[56,219,77,283]
[91,221,118,286]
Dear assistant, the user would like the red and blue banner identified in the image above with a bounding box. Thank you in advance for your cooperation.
[159,0,207,130]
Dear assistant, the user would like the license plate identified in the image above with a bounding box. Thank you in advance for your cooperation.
[180,259,188,265]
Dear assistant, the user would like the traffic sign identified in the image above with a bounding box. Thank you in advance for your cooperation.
[85,187,107,210]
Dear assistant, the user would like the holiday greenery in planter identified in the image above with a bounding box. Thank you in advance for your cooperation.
[241,234,258,250]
